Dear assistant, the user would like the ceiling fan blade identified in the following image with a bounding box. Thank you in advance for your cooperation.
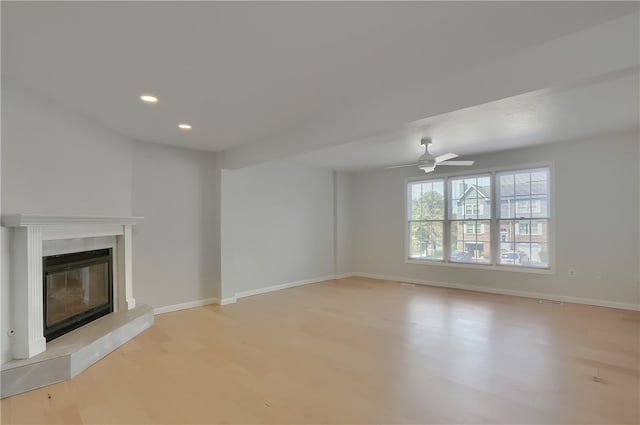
[434,153,458,163]
[385,163,416,169]
[438,160,475,166]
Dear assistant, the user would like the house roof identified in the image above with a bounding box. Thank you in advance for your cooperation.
[459,185,490,201]
[459,183,549,202]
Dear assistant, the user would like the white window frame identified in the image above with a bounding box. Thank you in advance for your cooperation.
[407,179,446,261]
[404,162,554,275]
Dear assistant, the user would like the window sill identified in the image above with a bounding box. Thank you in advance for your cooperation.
[405,258,554,275]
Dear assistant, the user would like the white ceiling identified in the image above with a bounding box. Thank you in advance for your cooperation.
[295,69,640,171]
[3,1,638,159]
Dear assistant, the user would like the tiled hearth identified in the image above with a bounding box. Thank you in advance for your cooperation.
[1,304,153,398]
[1,214,152,398]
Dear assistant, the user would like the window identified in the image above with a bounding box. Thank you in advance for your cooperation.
[450,175,491,264]
[406,166,551,270]
[407,179,444,260]
[498,168,550,268]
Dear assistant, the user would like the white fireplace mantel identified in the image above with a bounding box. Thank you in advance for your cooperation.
[2,214,143,359]
[2,214,143,227]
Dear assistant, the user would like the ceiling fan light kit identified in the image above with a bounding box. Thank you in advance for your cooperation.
[386,137,475,173]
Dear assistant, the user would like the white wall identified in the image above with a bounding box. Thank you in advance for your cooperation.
[1,65,4,372]
[0,223,8,365]
[335,171,353,275]
[1,84,133,216]
[351,132,640,308]
[132,141,221,308]
[221,161,335,298]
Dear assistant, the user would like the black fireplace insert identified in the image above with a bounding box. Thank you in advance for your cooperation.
[43,248,113,341]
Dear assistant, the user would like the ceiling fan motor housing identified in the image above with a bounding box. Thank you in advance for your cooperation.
[418,158,435,167]
[419,164,436,173]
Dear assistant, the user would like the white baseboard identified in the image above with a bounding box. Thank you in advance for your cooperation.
[234,274,338,299]
[333,272,355,279]
[152,272,638,314]
[352,272,640,311]
[154,297,220,315]
[153,275,342,314]
[219,296,237,305]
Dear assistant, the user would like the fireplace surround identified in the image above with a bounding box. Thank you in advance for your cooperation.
[2,214,142,358]
[1,214,154,398]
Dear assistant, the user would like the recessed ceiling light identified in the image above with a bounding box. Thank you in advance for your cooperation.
[178,123,192,130]
[140,94,158,104]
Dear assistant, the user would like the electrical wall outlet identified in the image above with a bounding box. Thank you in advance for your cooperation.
[568,268,576,277]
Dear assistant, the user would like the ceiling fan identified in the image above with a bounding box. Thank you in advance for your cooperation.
[386,138,475,173]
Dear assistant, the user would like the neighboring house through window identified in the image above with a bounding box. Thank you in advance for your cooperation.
[450,175,491,264]
[517,221,542,236]
[516,200,542,216]
[464,222,485,234]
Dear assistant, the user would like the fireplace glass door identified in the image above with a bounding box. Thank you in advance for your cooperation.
[44,249,113,341]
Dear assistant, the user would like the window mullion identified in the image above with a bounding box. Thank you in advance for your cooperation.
[443,176,450,262]
[490,172,497,266]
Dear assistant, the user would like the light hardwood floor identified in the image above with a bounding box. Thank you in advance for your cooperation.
[2,277,639,424]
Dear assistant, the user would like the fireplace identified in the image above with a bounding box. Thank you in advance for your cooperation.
[1,215,153,398]
[43,248,113,341]
[2,214,141,359]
